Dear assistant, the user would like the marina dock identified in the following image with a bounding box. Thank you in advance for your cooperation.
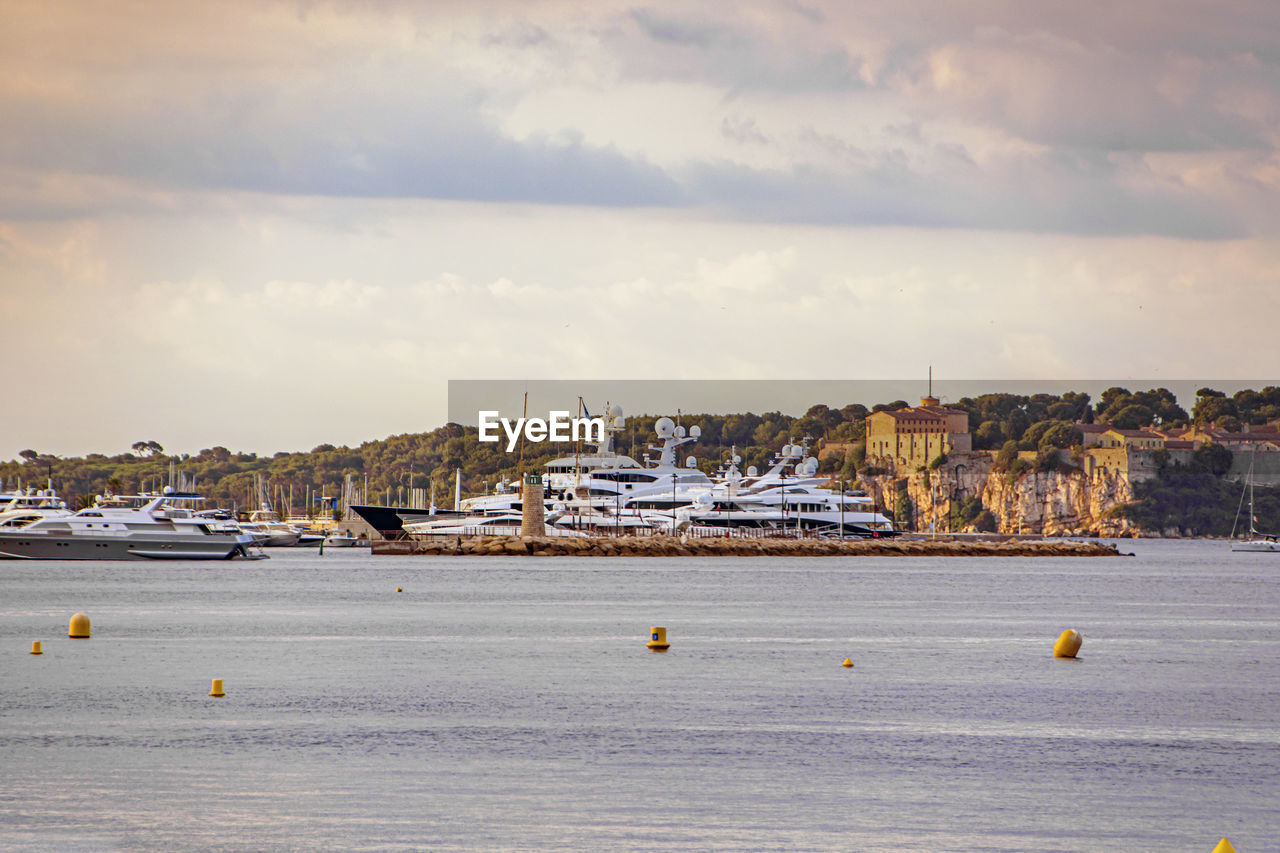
[372,535,1124,558]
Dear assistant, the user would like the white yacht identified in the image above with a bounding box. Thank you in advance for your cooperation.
[670,445,896,537]
[433,415,708,534]
[0,492,262,560]
[562,416,711,509]
[241,504,302,547]
[0,487,73,532]
[404,513,588,538]
[322,529,369,548]
[352,403,647,535]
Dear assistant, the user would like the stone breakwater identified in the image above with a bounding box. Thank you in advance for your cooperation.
[372,536,1124,558]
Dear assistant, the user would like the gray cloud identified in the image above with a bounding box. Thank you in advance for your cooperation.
[0,0,1273,239]
[680,148,1243,238]
[0,83,1243,237]
[0,85,685,212]
[620,6,866,93]
[616,3,1279,151]
[630,9,730,48]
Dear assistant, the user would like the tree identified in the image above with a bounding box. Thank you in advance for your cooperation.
[1046,392,1091,422]
[19,449,38,463]
[1038,422,1082,450]
[1193,395,1237,426]
[894,488,914,531]
[1214,415,1243,432]
[973,420,1005,450]
[1035,447,1061,472]
[803,404,843,430]
[1192,443,1233,477]
[1004,408,1031,443]
[994,440,1019,470]
[1109,404,1155,430]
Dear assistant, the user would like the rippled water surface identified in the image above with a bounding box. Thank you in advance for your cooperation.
[2,540,1278,851]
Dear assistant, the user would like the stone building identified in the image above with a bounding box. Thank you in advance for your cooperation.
[866,396,971,471]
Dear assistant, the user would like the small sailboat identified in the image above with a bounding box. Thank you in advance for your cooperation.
[1231,453,1279,552]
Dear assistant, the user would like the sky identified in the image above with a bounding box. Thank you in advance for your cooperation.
[3,0,1279,460]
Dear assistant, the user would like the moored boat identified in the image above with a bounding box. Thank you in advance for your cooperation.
[0,492,262,560]
[1231,453,1279,553]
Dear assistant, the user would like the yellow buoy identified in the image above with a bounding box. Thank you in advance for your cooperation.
[841,657,854,668]
[209,678,225,698]
[1054,628,1082,658]
[68,612,91,639]
[1211,838,1237,853]
[30,641,43,655]
[646,626,670,652]
[396,587,402,593]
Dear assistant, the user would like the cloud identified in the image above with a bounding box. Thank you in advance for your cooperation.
[680,145,1243,237]
[0,0,1277,241]
[630,9,730,48]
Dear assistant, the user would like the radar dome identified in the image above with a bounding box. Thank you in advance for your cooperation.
[686,456,697,468]
[732,455,741,465]
[689,425,702,439]
[789,445,804,458]
[654,417,676,438]
[675,425,687,439]
[747,466,758,477]
[781,444,793,457]
[607,404,623,419]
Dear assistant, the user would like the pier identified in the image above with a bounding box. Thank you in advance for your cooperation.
[372,535,1124,558]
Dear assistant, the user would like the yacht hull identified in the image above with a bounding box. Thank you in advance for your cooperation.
[0,532,251,560]
[1231,539,1280,552]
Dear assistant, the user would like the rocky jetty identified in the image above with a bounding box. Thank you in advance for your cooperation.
[372,535,1123,558]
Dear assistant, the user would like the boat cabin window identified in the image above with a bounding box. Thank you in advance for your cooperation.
[595,472,658,483]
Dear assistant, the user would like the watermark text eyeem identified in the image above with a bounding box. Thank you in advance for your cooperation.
[478,411,606,452]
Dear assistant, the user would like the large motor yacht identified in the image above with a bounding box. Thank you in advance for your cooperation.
[351,403,653,536]
[0,487,73,532]
[0,490,262,560]
[668,444,897,537]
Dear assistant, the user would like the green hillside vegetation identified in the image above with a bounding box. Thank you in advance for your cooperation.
[3,386,1278,533]
[1117,444,1280,537]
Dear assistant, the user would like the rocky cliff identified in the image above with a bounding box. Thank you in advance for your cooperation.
[862,451,1139,537]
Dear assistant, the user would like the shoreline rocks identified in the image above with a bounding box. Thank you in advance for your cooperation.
[371,535,1124,558]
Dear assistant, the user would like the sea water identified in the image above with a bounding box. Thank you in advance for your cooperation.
[1,540,1277,852]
